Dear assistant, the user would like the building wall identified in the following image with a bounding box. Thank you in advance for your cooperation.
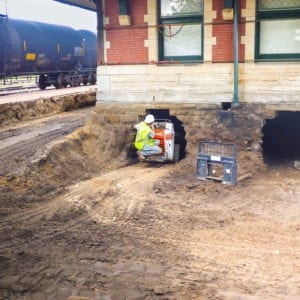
[92,101,300,172]
[97,0,300,104]
[104,0,148,64]
[212,0,245,62]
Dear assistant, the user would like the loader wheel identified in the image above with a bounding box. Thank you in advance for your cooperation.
[173,144,180,162]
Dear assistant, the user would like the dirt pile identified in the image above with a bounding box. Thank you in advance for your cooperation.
[0,106,138,215]
[0,159,299,299]
[0,103,299,299]
[0,88,96,126]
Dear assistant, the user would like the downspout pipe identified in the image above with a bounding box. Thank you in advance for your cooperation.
[233,0,239,106]
[96,0,104,65]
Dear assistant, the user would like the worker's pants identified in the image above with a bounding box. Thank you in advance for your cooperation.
[142,139,162,156]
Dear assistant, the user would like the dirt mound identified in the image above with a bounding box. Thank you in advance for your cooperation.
[0,88,96,126]
[0,107,137,213]
[0,104,299,299]
[0,160,299,299]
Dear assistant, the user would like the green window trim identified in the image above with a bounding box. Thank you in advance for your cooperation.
[258,0,300,11]
[255,0,300,61]
[158,1,204,63]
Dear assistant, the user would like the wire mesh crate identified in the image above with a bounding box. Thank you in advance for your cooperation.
[196,141,237,185]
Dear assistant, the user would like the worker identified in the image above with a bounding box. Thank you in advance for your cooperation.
[134,114,162,160]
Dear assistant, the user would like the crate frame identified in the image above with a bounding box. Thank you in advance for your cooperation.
[196,141,237,185]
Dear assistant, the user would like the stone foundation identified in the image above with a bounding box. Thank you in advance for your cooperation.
[95,101,300,174]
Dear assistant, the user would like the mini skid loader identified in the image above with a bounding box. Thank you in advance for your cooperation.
[136,119,180,163]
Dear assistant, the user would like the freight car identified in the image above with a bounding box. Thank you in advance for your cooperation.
[0,15,97,90]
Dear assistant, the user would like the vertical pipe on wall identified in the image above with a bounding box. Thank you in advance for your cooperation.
[96,0,104,65]
[233,0,239,106]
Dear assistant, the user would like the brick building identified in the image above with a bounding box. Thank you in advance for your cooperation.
[95,0,300,105]
[58,0,300,166]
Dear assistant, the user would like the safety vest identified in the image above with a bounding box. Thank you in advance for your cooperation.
[134,122,155,150]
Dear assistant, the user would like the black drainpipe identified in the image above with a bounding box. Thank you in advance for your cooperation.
[233,0,239,106]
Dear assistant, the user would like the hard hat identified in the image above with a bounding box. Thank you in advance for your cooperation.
[144,114,155,124]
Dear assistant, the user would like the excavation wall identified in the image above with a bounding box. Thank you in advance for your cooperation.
[94,101,300,173]
[1,91,299,186]
[0,89,97,126]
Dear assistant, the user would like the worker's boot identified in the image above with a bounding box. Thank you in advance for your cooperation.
[137,151,145,160]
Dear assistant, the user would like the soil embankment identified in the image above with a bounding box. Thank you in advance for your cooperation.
[0,86,96,126]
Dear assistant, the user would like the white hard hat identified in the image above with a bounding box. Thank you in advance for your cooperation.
[144,114,155,124]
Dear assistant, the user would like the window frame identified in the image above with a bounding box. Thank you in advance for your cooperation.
[158,0,204,63]
[255,0,300,61]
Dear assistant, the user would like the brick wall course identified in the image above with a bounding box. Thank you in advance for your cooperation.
[97,0,299,105]
[105,0,148,64]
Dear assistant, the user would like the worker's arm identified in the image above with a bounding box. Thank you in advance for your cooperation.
[148,129,155,138]
[148,123,156,138]
[133,123,140,130]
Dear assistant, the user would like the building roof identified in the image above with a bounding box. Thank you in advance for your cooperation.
[54,0,96,12]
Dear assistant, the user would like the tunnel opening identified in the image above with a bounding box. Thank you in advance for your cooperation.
[145,108,187,161]
[262,111,300,164]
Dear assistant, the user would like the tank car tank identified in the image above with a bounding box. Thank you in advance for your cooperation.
[0,15,97,89]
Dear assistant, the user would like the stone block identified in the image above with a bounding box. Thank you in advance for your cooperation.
[222,9,234,20]
[118,15,131,26]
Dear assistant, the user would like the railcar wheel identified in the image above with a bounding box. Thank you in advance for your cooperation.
[38,75,47,90]
[58,74,68,88]
[89,73,96,85]
[70,76,81,87]
[54,76,61,89]
[53,80,61,89]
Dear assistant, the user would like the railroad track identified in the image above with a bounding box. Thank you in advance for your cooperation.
[0,76,40,96]
[0,83,95,97]
[0,85,40,96]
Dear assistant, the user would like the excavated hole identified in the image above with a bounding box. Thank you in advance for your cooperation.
[262,111,300,164]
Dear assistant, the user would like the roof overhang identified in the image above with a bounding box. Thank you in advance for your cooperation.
[54,0,96,12]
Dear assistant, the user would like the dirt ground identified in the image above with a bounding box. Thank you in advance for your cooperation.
[0,106,299,300]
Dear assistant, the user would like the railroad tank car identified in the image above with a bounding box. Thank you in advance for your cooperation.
[0,15,97,89]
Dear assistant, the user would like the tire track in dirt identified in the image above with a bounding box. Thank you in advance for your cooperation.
[0,120,85,176]
[0,164,175,251]
[0,197,78,253]
[52,163,175,223]
[0,163,179,299]
[151,205,300,299]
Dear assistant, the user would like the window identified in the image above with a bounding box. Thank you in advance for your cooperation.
[158,0,203,62]
[255,0,300,61]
